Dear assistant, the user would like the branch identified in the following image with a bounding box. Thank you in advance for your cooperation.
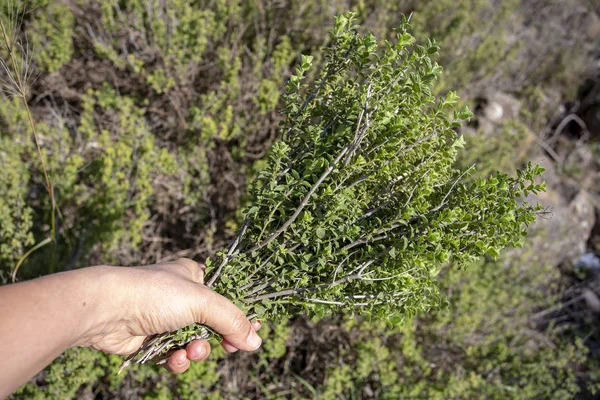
[361,267,417,281]
[346,131,437,191]
[332,250,358,283]
[206,219,249,287]
[304,298,345,306]
[244,260,374,303]
[245,288,302,303]
[245,279,274,296]
[344,83,372,165]
[248,145,350,253]
[342,221,408,251]
[428,164,474,214]
[547,113,590,145]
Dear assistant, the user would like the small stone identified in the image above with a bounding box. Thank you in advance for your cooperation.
[582,288,600,314]
[576,252,600,270]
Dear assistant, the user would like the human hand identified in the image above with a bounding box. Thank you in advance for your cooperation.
[76,258,262,373]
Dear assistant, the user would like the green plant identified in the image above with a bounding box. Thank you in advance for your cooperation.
[122,13,545,369]
[94,0,238,92]
[456,120,535,178]
[0,82,182,278]
[0,5,56,279]
[26,2,74,73]
[0,137,34,283]
[314,257,588,399]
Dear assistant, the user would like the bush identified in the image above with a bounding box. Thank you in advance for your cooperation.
[0,137,34,283]
[122,13,545,366]
[275,257,588,399]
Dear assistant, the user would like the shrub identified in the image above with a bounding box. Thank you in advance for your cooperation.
[0,85,181,275]
[122,13,545,368]
[27,2,74,73]
[0,137,34,283]
[307,257,588,399]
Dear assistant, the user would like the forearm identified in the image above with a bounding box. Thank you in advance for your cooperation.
[0,267,109,397]
[0,259,262,396]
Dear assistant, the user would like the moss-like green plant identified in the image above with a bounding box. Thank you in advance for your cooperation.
[68,84,179,255]
[0,5,57,279]
[122,13,545,369]
[316,257,588,399]
[27,3,74,73]
[95,0,237,92]
[0,137,34,282]
[0,82,181,277]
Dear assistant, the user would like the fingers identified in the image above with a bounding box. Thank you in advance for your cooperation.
[173,258,205,284]
[165,323,261,374]
[166,349,190,373]
[221,320,262,353]
[186,339,211,361]
[164,320,264,375]
[196,289,262,352]
[155,258,205,284]
[220,338,239,353]
[164,339,211,373]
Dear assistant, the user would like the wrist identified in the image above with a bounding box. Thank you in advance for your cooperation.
[67,265,129,348]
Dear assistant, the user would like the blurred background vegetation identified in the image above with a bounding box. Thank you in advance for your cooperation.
[1,0,600,398]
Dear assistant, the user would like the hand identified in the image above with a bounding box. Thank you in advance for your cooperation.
[77,258,262,373]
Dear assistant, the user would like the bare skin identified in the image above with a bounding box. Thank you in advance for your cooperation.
[0,258,262,397]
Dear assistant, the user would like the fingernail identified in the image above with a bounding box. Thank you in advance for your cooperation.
[247,330,262,349]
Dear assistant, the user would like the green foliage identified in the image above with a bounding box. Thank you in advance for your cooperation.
[260,321,290,359]
[128,13,545,366]
[73,84,170,251]
[313,257,588,399]
[95,0,238,91]
[411,0,520,95]
[208,13,544,321]
[1,1,74,73]
[175,358,222,400]
[457,120,534,177]
[0,137,34,282]
[420,261,584,399]
[14,348,107,399]
[0,85,180,276]
[27,3,74,72]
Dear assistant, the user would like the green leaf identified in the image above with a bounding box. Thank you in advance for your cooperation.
[316,227,326,239]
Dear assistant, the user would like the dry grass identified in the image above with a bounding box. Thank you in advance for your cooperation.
[0,7,55,280]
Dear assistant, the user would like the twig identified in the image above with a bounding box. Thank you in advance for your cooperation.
[547,113,590,145]
[332,250,358,283]
[206,220,249,287]
[248,145,350,253]
[533,135,563,171]
[1,17,56,280]
[361,267,417,282]
[344,83,372,165]
[428,164,475,214]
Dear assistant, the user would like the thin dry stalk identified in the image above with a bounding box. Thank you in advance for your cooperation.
[0,14,55,280]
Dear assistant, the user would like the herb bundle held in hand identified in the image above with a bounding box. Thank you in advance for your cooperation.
[122,13,544,369]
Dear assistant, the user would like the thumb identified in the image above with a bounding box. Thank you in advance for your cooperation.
[196,287,262,352]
